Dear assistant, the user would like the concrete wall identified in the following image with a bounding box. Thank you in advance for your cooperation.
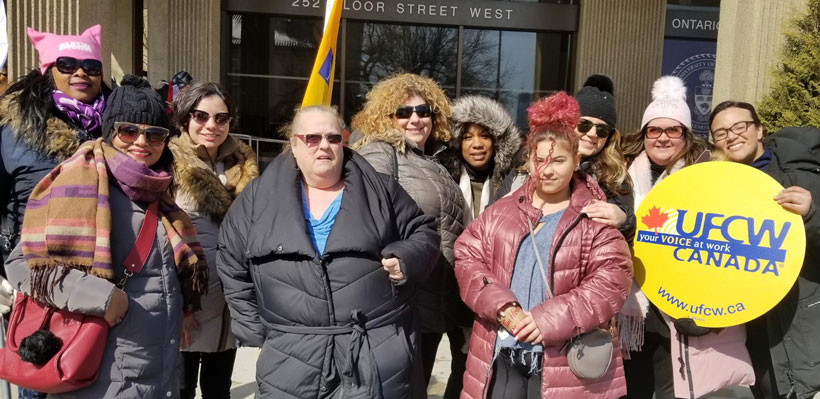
[145,0,221,86]
[713,0,809,106]
[573,0,667,133]
[6,0,134,83]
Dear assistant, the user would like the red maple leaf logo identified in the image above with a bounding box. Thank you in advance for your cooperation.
[642,206,668,233]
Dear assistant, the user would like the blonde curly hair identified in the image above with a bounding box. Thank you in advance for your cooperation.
[351,73,452,149]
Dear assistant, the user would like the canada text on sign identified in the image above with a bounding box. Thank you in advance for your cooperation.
[226,0,578,32]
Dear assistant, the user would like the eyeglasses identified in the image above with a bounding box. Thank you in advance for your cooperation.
[54,56,103,77]
[645,125,685,139]
[190,110,232,127]
[113,122,170,147]
[394,104,432,119]
[577,119,614,138]
[294,133,344,147]
[711,121,755,142]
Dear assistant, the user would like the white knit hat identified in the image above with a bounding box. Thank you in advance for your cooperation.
[640,76,691,130]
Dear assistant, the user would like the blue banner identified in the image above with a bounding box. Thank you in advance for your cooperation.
[662,38,717,137]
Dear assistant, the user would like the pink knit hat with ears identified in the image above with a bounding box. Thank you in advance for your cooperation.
[26,25,102,75]
[640,76,692,130]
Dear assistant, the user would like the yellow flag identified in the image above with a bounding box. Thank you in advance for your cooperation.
[301,0,343,107]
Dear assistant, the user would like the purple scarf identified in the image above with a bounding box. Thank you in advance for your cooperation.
[105,145,173,203]
[52,90,105,133]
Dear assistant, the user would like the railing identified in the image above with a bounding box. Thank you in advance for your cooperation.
[229,133,288,168]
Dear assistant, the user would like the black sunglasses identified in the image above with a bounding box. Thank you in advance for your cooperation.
[394,104,432,119]
[294,133,344,147]
[54,56,103,77]
[190,110,232,127]
[577,119,614,138]
[114,122,170,147]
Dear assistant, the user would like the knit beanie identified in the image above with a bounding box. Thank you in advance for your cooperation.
[640,76,692,130]
[575,74,616,127]
[26,25,103,75]
[102,74,171,142]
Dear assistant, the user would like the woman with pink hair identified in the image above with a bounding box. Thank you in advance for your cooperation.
[455,92,632,398]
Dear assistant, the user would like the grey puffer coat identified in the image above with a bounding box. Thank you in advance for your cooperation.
[355,133,469,332]
[5,183,185,398]
[217,149,439,399]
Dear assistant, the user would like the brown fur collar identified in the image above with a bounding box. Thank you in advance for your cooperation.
[0,92,84,161]
[169,133,259,222]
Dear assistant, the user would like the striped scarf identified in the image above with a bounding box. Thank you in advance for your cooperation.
[21,138,207,312]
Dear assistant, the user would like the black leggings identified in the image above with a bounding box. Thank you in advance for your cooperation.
[623,332,675,399]
[421,329,468,399]
[487,349,542,399]
[180,348,238,399]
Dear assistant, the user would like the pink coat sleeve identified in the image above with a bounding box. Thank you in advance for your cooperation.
[454,216,518,323]
[531,225,633,346]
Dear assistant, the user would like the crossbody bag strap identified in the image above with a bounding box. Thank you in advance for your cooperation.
[527,217,554,299]
[117,201,159,288]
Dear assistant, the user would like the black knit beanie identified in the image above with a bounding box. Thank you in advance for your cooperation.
[575,74,617,127]
[102,74,171,142]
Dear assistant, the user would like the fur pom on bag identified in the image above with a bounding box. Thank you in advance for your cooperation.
[19,330,63,366]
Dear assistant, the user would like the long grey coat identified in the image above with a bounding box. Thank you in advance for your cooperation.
[169,134,259,353]
[355,135,469,333]
[5,184,184,398]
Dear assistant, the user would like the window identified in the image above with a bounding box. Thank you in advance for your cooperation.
[227,14,339,139]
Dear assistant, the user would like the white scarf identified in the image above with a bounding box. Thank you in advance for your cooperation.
[459,165,492,226]
[618,151,685,355]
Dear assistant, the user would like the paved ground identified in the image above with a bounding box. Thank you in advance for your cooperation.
[0,334,755,398]
[225,335,755,399]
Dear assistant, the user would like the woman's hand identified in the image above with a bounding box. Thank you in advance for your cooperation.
[582,200,627,228]
[513,311,543,345]
[104,288,129,327]
[181,313,200,349]
[381,257,406,281]
[0,277,14,315]
[775,186,813,216]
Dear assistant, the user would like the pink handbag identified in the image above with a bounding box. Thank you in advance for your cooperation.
[0,293,109,393]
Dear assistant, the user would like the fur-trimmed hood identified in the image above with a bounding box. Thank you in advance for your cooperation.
[0,91,87,161]
[169,133,259,222]
[449,95,522,189]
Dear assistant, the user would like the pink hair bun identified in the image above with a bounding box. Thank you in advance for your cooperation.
[526,91,580,134]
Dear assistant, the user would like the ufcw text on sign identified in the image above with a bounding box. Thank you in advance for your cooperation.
[633,162,805,328]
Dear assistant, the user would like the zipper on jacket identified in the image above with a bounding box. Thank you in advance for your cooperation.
[479,276,489,291]
[679,334,695,399]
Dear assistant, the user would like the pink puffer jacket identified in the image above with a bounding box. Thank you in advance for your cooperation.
[455,172,633,399]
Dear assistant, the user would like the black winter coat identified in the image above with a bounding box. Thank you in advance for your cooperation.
[0,93,98,266]
[753,129,820,399]
[217,148,439,399]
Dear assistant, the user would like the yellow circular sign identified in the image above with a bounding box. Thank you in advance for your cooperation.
[633,162,805,327]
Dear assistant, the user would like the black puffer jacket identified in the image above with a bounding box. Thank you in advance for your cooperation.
[0,90,101,266]
[753,128,820,399]
[217,148,439,399]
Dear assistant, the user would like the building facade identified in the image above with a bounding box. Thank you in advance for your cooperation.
[4,0,808,141]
